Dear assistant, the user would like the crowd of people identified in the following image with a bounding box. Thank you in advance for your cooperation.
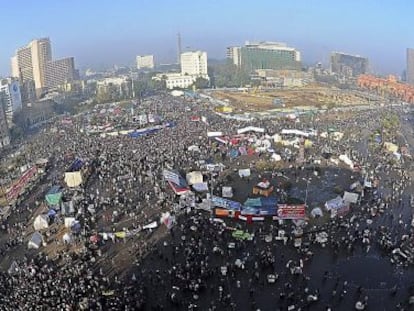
[0,91,414,309]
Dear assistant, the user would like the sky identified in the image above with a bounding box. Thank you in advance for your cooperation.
[0,0,413,76]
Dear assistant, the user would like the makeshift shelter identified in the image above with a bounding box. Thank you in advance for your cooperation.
[143,221,158,230]
[45,186,63,206]
[253,179,274,197]
[28,232,43,249]
[33,214,49,231]
[186,171,203,185]
[64,172,83,188]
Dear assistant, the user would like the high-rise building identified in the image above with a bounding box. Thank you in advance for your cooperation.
[45,57,76,88]
[0,78,22,126]
[227,41,301,72]
[0,103,10,149]
[136,55,155,70]
[11,38,76,96]
[180,51,208,78]
[330,52,368,77]
[407,48,414,85]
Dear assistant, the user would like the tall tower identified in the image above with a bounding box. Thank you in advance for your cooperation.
[177,33,182,65]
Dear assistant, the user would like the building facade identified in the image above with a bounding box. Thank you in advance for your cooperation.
[227,41,301,72]
[0,104,10,148]
[180,51,208,78]
[136,55,155,70]
[161,73,197,89]
[11,38,76,96]
[0,78,22,126]
[330,52,369,77]
[407,48,414,85]
[45,57,76,88]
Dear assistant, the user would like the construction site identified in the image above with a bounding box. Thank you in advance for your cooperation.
[209,86,376,113]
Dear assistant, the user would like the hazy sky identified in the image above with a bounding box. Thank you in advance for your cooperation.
[1,0,413,76]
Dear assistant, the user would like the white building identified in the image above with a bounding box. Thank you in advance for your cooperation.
[0,78,22,126]
[153,73,196,90]
[136,55,155,70]
[180,51,208,78]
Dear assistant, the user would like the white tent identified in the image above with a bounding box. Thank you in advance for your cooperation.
[143,221,158,230]
[339,154,354,169]
[186,171,203,185]
[28,232,43,249]
[187,145,200,152]
[64,171,83,188]
[33,214,49,231]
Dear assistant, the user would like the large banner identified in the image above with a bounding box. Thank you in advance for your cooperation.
[6,166,37,201]
[276,204,306,219]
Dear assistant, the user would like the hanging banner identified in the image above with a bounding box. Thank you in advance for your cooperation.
[276,204,306,219]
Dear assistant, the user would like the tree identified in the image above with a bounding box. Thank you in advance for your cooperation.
[193,77,210,89]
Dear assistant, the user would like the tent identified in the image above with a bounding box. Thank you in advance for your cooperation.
[143,221,158,230]
[325,196,346,211]
[64,172,83,188]
[45,186,63,206]
[186,171,203,185]
[33,214,49,231]
[28,232,43,249]
[64,217,76,228]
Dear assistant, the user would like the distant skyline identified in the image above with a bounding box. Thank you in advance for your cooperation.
[1,0,413,76]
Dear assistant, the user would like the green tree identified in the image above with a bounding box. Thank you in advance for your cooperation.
[193,77,210,89]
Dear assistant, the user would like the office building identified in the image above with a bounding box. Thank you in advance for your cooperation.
[180,51,208,78]
[330,52,368,77]
[227,41,301,72]
[407,48,414,85]
[0,78,22,126]
[136,55,155,70]
[11,38,77,96]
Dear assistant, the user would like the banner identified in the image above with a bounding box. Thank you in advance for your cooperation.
[211,196,242,211]
[276,204,306,219]
[163,169,180,185]
[6,166,37,201]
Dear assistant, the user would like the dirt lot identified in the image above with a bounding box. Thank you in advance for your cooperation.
[211,86,371,112]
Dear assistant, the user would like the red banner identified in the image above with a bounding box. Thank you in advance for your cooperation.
[277,204,306,219]
[6,166,37,201]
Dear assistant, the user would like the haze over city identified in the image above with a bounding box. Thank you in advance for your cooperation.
[0,0,413,75]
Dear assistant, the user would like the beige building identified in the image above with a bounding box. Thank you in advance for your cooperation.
[136,55,155,70]
[180,51,208,78]
[11,38,76,96]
